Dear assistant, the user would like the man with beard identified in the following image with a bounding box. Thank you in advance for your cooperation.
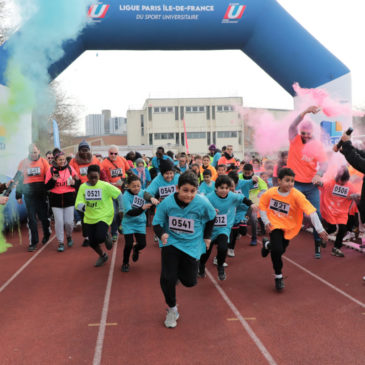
[218,145,239,173]
[16,144,51,251]
[287,106,327,258]
[70,140,108,246]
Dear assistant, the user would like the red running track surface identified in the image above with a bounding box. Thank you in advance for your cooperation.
[0,225,365,365]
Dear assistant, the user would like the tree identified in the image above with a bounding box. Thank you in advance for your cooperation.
[33,81,81,153]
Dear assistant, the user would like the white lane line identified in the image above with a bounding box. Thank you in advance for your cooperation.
[93,244,118,365]
[0,235,56,293]
[206,268,278,365]
[283,255,365,309]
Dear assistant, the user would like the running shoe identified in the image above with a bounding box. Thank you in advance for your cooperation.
[58,243,64,252]
[331,247,345,257]
[105,234,113,250]
[317,239,326,248]
[82,238,90,247]
[154,235,158,242]
[118,224,123,234]
[112,234,118,243]
[95,253,108,267]
[249,239,257,246]
[275,277,285,291]
[132,246,139,262]
[314,245,321,259]
[217,266,226,281]
[121,263,130,272]
[28,244,37,252]
[227,248,235,257]
[362,275,365,281]
[67,237,73,247]
[261,238,271,258]
[213,257,228,267]
[75,221,82,230]
[164,308,179,328]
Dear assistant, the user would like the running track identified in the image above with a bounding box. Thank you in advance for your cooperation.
[1,226,364,365]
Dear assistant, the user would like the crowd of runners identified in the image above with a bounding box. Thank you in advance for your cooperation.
[1,105,364,328]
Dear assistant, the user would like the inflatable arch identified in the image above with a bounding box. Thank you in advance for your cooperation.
[0,0,351,102]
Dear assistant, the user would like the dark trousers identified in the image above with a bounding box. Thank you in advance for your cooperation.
[200,234,228,267]
[160,245,198,308]
[84,221,109,256]
[228,222,248,249]
[247,207,265,240]
[123,233,146,264]
[322,220,347,249]
[269,229,290,275]
[24,193,50,246]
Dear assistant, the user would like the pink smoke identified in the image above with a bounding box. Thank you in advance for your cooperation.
[293,83,364,118]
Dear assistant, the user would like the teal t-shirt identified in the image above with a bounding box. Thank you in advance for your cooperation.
[122,189,147,234]
[198,181,215,196]
[153,193,216,259]
[206,191,244,240]
[146,173,180,200]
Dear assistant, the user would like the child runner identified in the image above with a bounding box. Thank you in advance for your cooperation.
[240,163,267,246]
[132,158,151,189]
[200,155,218,181]
[259,168,328,291]
[318,166,358,257]
[121,175,159,272]
[216,164,227,176]
[198,169,215,195]
[199,175,254,281]
[75,165,123,267]
[153,171,216,328]
[227,171,257,257]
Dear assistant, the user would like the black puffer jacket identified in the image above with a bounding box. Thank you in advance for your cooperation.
[341,141,365,223]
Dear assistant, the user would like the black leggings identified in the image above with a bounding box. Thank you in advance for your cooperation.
[322,220,347,249]
[123,233,146,264]
[84,221,109,256]
[228,222,248,249]
[160,245,198,308]
[269,229,289,275]
[200,234,228,267]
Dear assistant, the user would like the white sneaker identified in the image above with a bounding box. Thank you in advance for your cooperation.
[227,248,235,257]
[75,221,82,231]
[154,235,158,242]
[363,276,365,281]
[164,308,179,328]
[343,232,355,241]
[213,257,228,267]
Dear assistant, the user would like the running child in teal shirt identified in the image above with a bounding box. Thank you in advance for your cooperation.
[153,171,216,328]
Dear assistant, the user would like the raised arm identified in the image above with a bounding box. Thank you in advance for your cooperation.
[289,106,320,141]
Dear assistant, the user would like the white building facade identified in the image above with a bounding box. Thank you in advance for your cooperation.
[127,97,245,158]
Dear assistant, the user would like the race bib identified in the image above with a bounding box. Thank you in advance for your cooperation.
[111,168,122,178]
[80,167,88,176]
[27,167,41,176]
[332,184,349,198]
[132,195,144,208]
[159,185,176,198]
[169,216,194,234]
[269,199,290,215]
[214,214,227,227]
[85,189,102,201]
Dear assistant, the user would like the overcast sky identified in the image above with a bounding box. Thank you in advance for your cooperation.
[55,0,365,131]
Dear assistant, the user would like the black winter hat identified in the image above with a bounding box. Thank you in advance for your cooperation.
[159,158,174,175]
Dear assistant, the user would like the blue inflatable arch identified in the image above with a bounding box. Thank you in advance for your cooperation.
[0,0,350,95]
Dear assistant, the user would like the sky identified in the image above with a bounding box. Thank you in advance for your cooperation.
[52,1,365,132]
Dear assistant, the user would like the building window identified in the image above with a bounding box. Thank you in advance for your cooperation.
[238,131,242,145]
[175,106,179,121]
[206,106,210,120]
[217,105,234,112]
[175,133,179,145]
[181,132,185,146]
[140,114,144,136]
[207,132,211,146]
[154,133,174,140]
[212,106,215,120]
[153,106,174,113]
[217,131,238,138]
[186,132,206,139]
[213,131,216,144]
[186,106,205,113]
[180,106,184,120]
[148,107,152,122]
[149,133,153,145]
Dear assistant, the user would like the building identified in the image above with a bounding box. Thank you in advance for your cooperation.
[85,110,127,136]
[127,97,246,158]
